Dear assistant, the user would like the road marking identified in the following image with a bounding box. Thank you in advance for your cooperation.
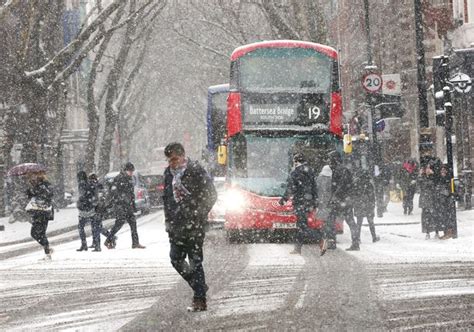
[209,244,305,318]
[294,283,308,309]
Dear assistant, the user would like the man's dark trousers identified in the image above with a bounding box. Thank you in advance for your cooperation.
[107,212,139,246]
[169,234,206,299]
[327,205,358,245]
[295,206,312,251]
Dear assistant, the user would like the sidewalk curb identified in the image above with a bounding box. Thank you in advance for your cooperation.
[0,218,117,261]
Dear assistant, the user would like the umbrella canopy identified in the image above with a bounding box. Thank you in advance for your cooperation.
[7,163,47,177]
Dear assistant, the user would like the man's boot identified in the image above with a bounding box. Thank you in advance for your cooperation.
[104,239,116,249]
[76,244,88,252]
[327,239,337,250]
[346,243,360,251]
[187,297,207,312]
[441,229,453,240]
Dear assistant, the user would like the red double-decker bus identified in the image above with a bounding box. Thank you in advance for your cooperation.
[221,40,344,242]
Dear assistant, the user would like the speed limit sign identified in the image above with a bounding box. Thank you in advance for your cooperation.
[362,73,383,93]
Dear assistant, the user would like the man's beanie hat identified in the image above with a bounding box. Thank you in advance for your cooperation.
[123,162,135,172]
[293,153,306,163]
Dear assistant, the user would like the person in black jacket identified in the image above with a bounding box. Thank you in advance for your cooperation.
[398,159,418,215]
[327,151,359,251]
[76,171,97,251]
[279,153,321,255]
[104,162,145,249]
[26,171,54,259]
[436,164,456,239]
[419,160,438,239]
[163,142,217,312]
[88,173,114,251]
[352,170,380,244]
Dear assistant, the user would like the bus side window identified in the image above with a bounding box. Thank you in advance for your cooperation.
[231,134,247,177]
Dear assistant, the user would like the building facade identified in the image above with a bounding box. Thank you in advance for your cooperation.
[328,0,464,159]
[328,0,473,202]
[61,0,91,194]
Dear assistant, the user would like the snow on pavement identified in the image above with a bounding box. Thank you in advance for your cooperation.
[0,211,179,331]
[338,198,473,305]
[0,207,80,244]
[338,198,473,264]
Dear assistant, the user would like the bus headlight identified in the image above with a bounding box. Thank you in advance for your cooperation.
[223,189,247,212]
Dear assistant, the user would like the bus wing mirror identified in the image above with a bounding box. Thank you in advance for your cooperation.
[217,145,227,165]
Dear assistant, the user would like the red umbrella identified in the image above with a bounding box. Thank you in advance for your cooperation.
[7,163,47,177]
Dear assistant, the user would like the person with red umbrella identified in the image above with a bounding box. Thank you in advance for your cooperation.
[6,163,49,225]
[24,169,55,260]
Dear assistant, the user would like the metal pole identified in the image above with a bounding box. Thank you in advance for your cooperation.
[363,0,373,66]
[0,108,5,223]
[363,0,384,215]
[443,83,458,238]
[414,0,429,129]
[462,93,472,209]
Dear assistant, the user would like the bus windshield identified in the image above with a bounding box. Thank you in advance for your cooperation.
[239,48,332,93]
[230,133,336,196]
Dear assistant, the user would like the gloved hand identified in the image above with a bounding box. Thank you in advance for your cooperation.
[396,184,401,190]
[279,198,286,206]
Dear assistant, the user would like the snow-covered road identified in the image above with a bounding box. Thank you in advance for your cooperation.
[0,212,178,331]
[0,200,472,330]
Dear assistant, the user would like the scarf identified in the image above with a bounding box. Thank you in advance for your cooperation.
[171,160,190,203]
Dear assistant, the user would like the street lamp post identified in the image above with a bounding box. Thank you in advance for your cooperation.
[441,56,458,238]
[363,0,385,217]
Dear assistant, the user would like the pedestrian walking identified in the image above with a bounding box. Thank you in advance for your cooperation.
[88,173,114,250]
[435,164,456,239]
[280,153,321,255]
[316,165,333,255]
[419,161,439,239]
[163,142,217,312]
[104,162,146,249]
[352,170,380,244]
[76,171,97,251]
[374,163,391,217]
[25,171,54,260]
[398,159,418,215]
[327,151,359,251]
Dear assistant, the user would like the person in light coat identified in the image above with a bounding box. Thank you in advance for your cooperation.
[316,165,332,255]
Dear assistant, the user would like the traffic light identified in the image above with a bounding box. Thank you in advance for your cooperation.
[432,56,448,126]
[374,94,403,119]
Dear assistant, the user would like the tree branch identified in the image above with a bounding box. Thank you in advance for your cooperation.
[167,22,229,59]
[25,0,125,79]
[260,0,300,39]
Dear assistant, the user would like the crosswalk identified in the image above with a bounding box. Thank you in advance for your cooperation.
[367,262,474,330]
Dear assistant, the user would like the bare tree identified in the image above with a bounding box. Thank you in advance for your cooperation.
[97,1,166,175]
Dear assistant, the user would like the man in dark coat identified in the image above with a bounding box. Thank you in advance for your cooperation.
[89,173,114,251]
[279,153,320,255]
[76,171,98,252]
[419,159,439,239]
[352,170,379,244]
[163,142,217,312]
[327,151,359,250]
[399,159,418,215]
[104,162,145,249]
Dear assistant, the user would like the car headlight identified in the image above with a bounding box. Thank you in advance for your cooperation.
[223,189,247,212]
